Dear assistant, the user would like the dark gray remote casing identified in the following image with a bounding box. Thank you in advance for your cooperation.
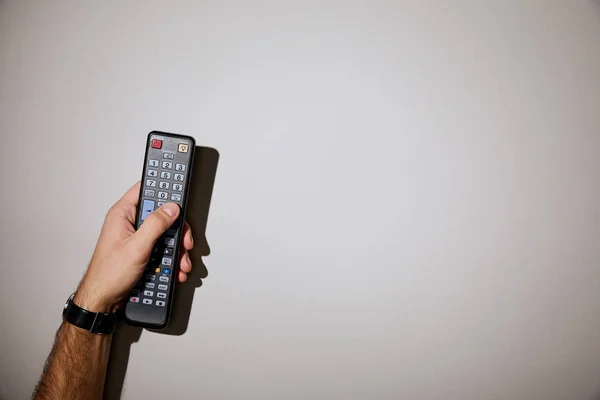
[124,131,195,329]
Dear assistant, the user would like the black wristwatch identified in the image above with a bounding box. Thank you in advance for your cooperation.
[63,293,117,335]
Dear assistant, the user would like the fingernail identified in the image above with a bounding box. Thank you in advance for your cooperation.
[162,203,179,217]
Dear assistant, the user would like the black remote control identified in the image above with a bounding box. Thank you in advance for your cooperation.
[124,131,195,329]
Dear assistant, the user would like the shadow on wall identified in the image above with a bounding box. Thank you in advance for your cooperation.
[104,146,219,400]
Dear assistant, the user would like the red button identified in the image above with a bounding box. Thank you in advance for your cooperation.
[151,139,162,149]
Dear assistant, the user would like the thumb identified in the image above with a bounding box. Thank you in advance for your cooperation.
[130,202,180,252]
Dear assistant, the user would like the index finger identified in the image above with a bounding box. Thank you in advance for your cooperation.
[111,181,141,224]
[119,181,141,207]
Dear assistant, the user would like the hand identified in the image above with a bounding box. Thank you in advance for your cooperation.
[74,182,194,312]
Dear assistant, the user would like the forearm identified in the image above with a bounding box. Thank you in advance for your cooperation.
[33,322,112,400]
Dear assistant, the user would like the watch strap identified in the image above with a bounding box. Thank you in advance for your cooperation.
[63,296,117,334]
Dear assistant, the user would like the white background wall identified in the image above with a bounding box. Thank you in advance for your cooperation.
[1,1,600,399]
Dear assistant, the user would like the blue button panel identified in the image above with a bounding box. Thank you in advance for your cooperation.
[141,199,155,221]
[163,268,171,275]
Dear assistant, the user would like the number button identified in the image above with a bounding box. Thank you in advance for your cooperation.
[149,159,159,167]
[146,179,156,187]
[163,153,174,159]
[174,173,184,181]
[162,161,173,169]
[175,163,186,172]
[172,183,183,191]
[147,169,158,177]
[160,171,171,179]
[158,192,168,200]
[159,181,170,189]
[170,193,182,201]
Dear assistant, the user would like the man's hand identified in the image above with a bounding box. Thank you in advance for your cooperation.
[75,181,194,312]
[33,182,196,400]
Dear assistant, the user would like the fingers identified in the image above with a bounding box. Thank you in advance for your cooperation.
[120,181,142,207]
[107,181,141,225]
[182,221,194,251]
[178,248,192,283]
[179,249,192,273]
[130,203,180,252]
[178,270,188,283]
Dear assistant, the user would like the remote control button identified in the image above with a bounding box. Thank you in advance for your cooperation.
[159,181,170,189]
[159,276,169,283]
[164,248,173,256]
[155,267,161,273]
[156,301,166,307]
[175,163,186,172]
[173,183,183,191]
[162,257,172,266]
[165,238,175,246]
[129,296,140,303]
[163,153,174,159]
[144,189,155,198]
[170,193,182,201]
[146,274,156,281]
[149,159,159,167]
[160,171,171,179]
[157,292,167,299]
[145,282,155,289]
[143,299,153,305]
[174,173,184,181]
[158,191,168,200]
[141,199,155,220]
[157,201,165,206]
[147,169,158,177]
[143,290,154,297]
[158,284,168,291]
[178,143,189,153]
[162,161,173,169]
[145,179,157,187]
[162,268,171,275]
[151,139,162,149]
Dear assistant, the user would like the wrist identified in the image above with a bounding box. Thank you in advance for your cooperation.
[62,319,109,339]
[74,283,120,313]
